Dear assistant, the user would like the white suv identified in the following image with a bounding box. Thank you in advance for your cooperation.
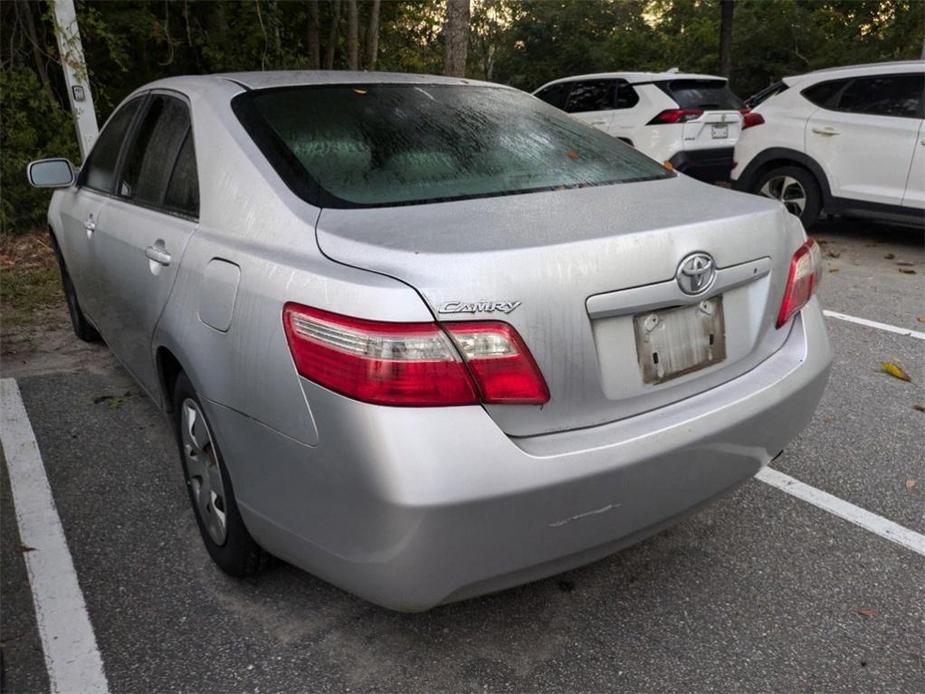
[534,71,746,182]
[732,61,925,228]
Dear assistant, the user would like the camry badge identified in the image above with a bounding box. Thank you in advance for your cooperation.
[438,300,522,315]
[676,252,716,295]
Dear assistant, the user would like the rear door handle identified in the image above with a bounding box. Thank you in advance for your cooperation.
[811,127,839,136]
[84,215,96,237]
[144,244,171,267]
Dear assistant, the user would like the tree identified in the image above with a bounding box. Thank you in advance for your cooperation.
[366,0,381,70]
[308,0,321,69]
[443,0,470,77]
[719,0,734,77]
[347,0,359,70]
[324,0,341,69]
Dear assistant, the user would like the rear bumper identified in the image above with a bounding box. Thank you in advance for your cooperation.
[669,147,735,183]
[207,300,831,611]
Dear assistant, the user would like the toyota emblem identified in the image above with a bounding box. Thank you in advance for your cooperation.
[676,252,716,295]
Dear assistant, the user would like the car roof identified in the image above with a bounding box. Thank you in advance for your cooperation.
[220,70,501,90]
[535,71,726,91]
[132,71,510,99]
[784,60,924,85]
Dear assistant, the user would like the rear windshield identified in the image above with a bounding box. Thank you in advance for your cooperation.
[658,79,744,110]
[233,84,671,208]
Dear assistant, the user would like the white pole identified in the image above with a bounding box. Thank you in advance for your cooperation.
[51,0,99,160]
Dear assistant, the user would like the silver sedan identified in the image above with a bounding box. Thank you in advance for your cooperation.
[29,72,831,611]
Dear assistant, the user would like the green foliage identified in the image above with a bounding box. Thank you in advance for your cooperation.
[1,0,922,235]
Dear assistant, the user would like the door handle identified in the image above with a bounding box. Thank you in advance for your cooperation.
[84,215,96,237]
[811,127,839,136]
[144,245,172,267]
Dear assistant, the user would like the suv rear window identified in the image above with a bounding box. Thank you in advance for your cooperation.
[233,84,671,209]
[657,79,744,110]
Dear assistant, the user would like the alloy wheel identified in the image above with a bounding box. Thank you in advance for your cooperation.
[180,398,228,545]
[759,175,807,217]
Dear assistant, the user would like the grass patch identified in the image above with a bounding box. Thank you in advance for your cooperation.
[1,232,63,326]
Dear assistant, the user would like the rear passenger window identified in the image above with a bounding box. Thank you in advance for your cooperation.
[564,80,616,113]
[837,74,923,119]
[163,134,199,217]
[81,99,142,193]
[614,82,639,109]
[535,83,570,110]
[801,78,852,109]
[119,95,191,207]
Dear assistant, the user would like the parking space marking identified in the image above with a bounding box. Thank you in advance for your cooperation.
[756,467,925,557]
[0,378,110,694]
[822,309,925,340]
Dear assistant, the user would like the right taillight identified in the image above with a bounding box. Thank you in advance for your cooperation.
[740,108,765,129]
[282,303,549,406]
[776,239,822,328]
[647,108,704,125]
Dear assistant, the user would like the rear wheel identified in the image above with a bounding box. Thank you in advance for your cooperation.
[49,233,100,342]
[753,165,822,228]
[173,372,269,576]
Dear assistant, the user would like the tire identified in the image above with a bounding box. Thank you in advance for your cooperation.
[752,165,822,229]
[172,372,269,576]
[49,233,101,342]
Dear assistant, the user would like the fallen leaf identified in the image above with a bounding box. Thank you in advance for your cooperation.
[899,267,917,274]
[828,268,839,274]
[881,362,912,382]
[896,261,915,266]
[906,479,917,490]
[17,544,36,553]
[826,250,841,258]
[857,607,879,619]
[913,404,925,412]
[884,253,895,259]
[918,315,925,324]
[816,239,828,245]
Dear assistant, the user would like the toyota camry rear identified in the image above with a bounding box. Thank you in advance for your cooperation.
[38,72,831,612]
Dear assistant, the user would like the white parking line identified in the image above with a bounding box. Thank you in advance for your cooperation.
[0,378,109,694]
[823,309,925,340]
[756,467,925,558]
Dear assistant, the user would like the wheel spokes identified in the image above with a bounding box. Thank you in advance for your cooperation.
[180,398,229,546]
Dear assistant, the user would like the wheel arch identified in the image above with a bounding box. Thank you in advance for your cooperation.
[155,345,186,413]
[737,148,832,206]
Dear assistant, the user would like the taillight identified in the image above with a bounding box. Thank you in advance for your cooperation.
[647,108,703,125]
[282,303,549,406]
[740,108,765,129]
[776,239,822,328]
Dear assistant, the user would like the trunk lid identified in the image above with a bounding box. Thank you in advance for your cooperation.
[316,175,802,437]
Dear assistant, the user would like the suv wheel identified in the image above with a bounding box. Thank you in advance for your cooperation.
[753,165,822,228]
[173,372,270,576]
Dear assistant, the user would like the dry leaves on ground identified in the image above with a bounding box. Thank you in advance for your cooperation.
[857,607,879,619]
[881,362,912,382]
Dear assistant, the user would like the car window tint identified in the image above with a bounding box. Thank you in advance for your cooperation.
[837,74,924,118]
[614,82,639,109]
[801,78,851,109]
[119,95,191,206]
[236,84,672,209]
[659,79,743,109]
[163,134,199,217]
[564,80,616,113]
[534,83,570,110]
[81,99,142,193]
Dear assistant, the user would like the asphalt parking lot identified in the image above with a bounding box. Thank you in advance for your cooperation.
[2,218,923,693]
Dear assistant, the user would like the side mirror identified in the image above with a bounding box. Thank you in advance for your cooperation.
[27,158,75,188]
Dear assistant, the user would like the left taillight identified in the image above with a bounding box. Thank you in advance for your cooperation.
[739,108,765,129]
[283,303,549,406]
[647,108,704,125]
[776,239,822,329]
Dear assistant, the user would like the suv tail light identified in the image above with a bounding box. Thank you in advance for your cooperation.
[740,108,765,129]
[283,303,549,406]
[776,239,822,328]
[647,108,703,125]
